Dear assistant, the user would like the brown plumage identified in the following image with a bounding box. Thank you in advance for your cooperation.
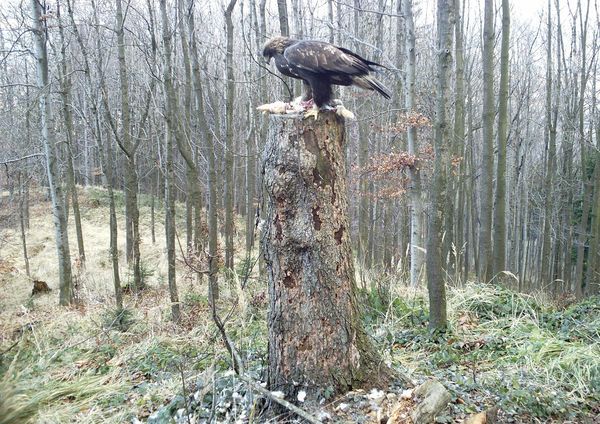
[262,36,390,108]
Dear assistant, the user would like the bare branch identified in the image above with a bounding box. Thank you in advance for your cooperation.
[332,0,404,18]
[236,374,324,424]
[0,153,45,165]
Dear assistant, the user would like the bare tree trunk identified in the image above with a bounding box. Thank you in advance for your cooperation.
[404,0,424,288]
[18,173,31,279]
[357,120,371,276]
[262,112,394,407]
[276,0,290,36]
[30,0,73,305]
[100,124,123,310]
[427,0,453,330]
[573,0,592,297]
[188,0,219,301]
[328,0,335,43]
[467,78,478,276]
[588,118,600,295]
[382,199,393,271]
[453,0,466,282]
[151,171,156,245]
[478,0,494,284]
[115,0,142,292]
[160,0,181,322]
[541,0,560,287]
[224,0,238,272]
[245,0,264,261]
[354,0,373,276]
[586,65,600,295]
[492,0,510,276]
[177,0,204,270]
[56,2,85,264]
[276,0,293,99]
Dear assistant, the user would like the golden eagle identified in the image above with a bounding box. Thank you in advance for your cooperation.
[262,36,390,118]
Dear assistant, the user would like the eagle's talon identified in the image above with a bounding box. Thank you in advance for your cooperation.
[335,105,356,120]
[303,106,320,120]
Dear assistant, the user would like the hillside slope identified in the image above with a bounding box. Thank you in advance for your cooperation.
[0,189,598,423]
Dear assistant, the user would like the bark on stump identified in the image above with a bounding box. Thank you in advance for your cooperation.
[261,111,392,407]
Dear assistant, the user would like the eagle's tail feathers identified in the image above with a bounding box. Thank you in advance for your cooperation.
[353,76,391,99]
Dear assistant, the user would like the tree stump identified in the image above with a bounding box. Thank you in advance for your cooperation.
[32,279,51,296]
[261,111,393,406]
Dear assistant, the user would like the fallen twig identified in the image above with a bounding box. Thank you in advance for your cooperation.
[0,339,20,356]
[236,374,324,424]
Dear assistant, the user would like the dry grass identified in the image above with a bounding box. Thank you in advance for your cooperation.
[0,187,259,423]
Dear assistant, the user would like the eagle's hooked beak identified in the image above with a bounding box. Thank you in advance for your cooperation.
[263,55,272,66]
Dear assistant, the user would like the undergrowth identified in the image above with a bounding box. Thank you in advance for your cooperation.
[2,279,598,423]
[363,282,600,422]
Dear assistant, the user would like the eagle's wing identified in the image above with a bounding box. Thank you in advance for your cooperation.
[335,46,388,70]
[283,41,370,75]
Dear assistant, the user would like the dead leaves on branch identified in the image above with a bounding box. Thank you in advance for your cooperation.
[386,112,432,134]
[354,147,464,200]
[353,145,434,199]
[352,111,469,199]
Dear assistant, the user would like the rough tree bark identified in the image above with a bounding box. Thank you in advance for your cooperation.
[427,0,452,330]
[262,112,395,407]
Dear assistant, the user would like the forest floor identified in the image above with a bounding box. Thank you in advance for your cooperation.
[0,188,598,423]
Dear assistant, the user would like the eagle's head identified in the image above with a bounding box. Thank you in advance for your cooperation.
[262,36,293,62]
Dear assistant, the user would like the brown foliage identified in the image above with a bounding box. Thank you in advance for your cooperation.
[386,112,432,134]
[353,145,435,199]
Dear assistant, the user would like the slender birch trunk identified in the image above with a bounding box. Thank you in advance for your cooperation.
[30,0,73,305]
[404,0,425,288]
